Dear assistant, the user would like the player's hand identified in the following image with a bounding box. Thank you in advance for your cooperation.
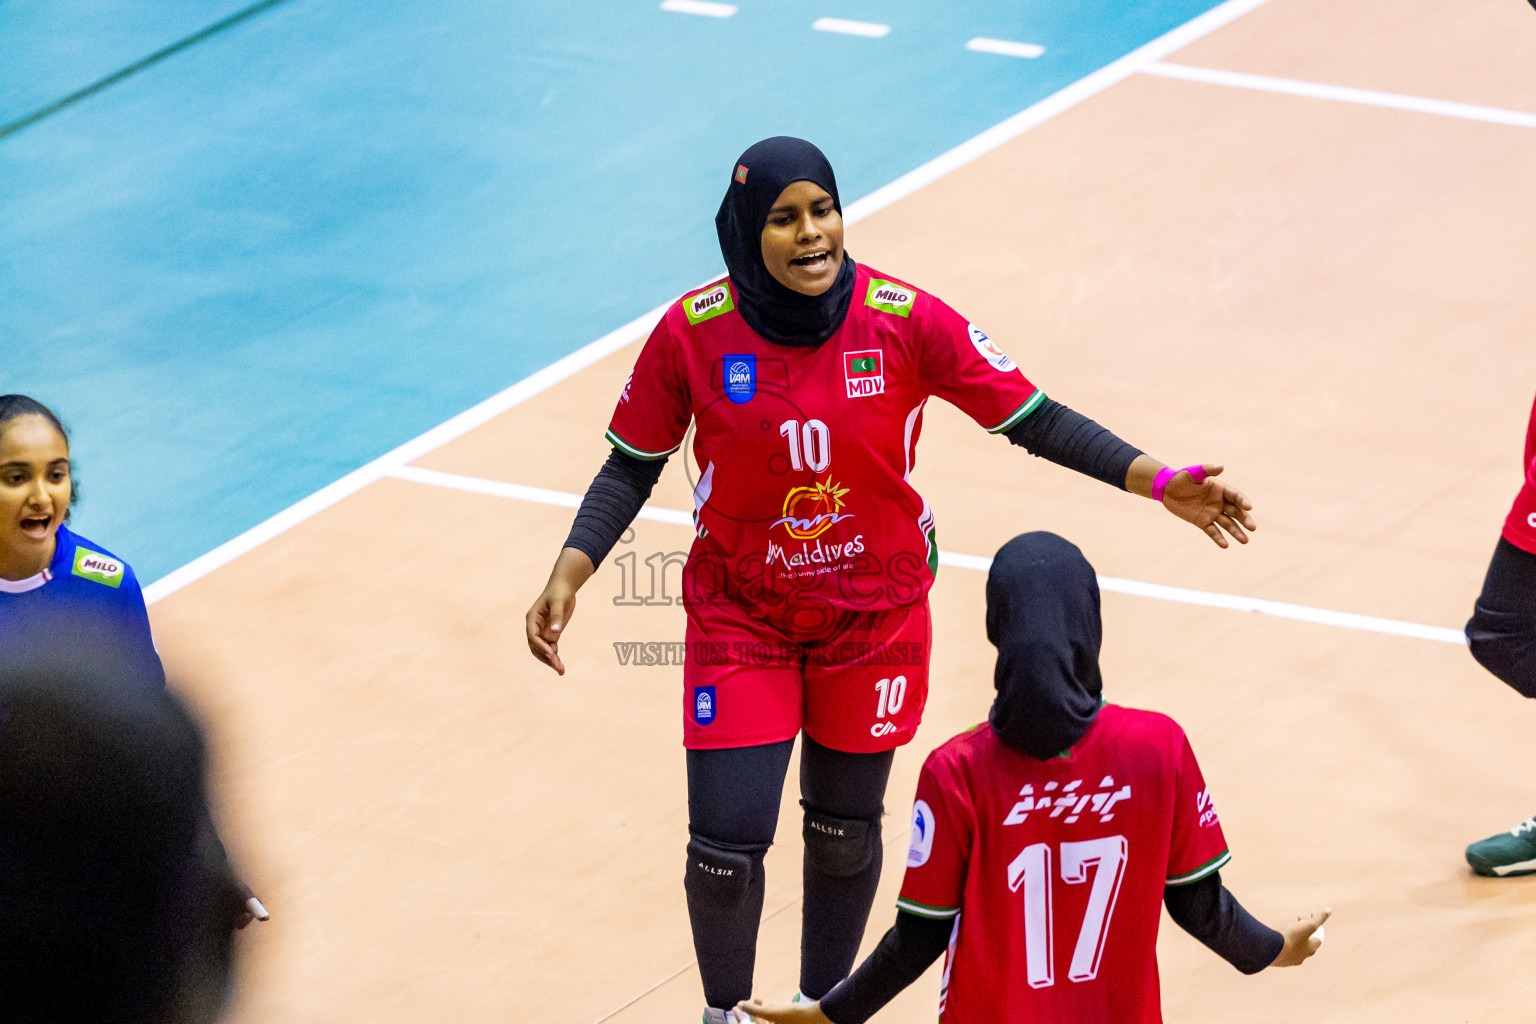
[736,997,832,1024]
[1270,908,1330,967]
[526,579,576,676]
[525,548,596,676]
[1160,464,1255,548]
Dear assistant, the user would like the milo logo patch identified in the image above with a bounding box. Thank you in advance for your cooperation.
[72,548,124,588]
[685,283,735,325]
[865,279,915,318]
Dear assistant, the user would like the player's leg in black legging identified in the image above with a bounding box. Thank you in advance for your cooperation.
[685,739,794,1012]
[1466,537,1536,698]
[798,733,895,1001]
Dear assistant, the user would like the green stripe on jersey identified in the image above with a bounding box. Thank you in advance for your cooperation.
[985,389,1046,434]
[1166,849,1231,886]
[895,897,960,920]
[604,428,677,461]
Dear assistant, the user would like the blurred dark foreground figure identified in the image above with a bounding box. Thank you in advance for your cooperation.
[0,666,238,1024]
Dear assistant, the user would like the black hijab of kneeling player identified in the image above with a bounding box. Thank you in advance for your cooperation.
[715,136,858,347]
[986,531,1105,759]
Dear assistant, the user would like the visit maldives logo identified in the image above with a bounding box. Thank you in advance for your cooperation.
[772,480,854,540]
[844,349,884,398]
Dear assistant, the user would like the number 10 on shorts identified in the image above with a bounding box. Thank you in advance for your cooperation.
[874,674,907,718]
[872,675,907,737]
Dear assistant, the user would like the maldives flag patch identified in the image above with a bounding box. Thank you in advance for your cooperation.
[844,349,884,398]
[734,164,749,184]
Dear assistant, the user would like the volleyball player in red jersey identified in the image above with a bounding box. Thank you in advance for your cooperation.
[742,534,1326,1024]
[1464,386,1536,875]
[526,138,1259,1024]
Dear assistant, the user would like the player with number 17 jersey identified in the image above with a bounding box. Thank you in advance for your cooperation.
[899,705,1230,1024]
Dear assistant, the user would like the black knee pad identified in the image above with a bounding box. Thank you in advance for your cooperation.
[1467,603,1536,699]
[802,806,881,878]
[685,832,765,902]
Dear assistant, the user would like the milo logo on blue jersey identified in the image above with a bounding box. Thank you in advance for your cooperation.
[693,686,717,726]
[723,354,756,404]
[72,548,124,588]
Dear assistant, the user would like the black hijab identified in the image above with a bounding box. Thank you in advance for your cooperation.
[986,532,1105,760]
[715,137,857,347]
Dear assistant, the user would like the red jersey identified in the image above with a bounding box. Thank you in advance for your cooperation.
[897,705,1230,1024]
[1501,388,1536,556]
[607,264,1041,613]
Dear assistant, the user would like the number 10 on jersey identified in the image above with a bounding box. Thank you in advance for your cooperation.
[1007,836,1127,989]
[780,419,830,473]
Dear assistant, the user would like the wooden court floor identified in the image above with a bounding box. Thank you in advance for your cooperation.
[149,0,1536,1019]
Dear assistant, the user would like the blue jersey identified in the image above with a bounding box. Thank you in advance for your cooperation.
[0,525,165,688]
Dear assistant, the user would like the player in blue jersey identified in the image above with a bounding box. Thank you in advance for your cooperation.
[0,394,268,929]
[0,395,165,683]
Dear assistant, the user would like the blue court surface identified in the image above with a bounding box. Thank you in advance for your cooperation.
[3,0,1222,583]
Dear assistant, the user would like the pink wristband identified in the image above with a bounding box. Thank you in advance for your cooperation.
[1151,464,1207,503]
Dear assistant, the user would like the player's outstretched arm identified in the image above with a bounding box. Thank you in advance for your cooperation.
[525,547,595,676]
[737,999,831,1024]
[1270,908,1330,967]
[1126,456,1256,549]
[997,401,1254,548]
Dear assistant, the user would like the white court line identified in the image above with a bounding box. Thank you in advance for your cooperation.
[387,465,694,526]
[659,0,736,18]
[840,0,1273,223]
[812,17,891,38]
[142,302,670,604]
[142,0,1273,607]
[1141,61,1536,128]
[392,466,1466,646]
[966,37,1045,59]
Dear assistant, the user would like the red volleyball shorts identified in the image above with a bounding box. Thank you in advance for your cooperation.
[681,597,932,752]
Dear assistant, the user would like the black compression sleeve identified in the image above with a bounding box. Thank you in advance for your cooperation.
[1163,871,1283,975]
[562,449,667,568]
[1004,397,1143,490]
[817,910,952,1024]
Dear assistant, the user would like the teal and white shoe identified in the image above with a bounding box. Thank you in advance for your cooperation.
[1466,816,1536,877]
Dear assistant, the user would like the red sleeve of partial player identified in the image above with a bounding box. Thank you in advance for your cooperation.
[1164,727,1232,886]
[895,748,974,920]
[917,294,1044,435]
[605,310,691,461]
[1501,388,1536,555]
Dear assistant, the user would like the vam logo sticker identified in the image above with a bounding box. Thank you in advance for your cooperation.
[908,799,935,867]
[693,686,717,726]
[723,354,757,404]
[72,548,124,589]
